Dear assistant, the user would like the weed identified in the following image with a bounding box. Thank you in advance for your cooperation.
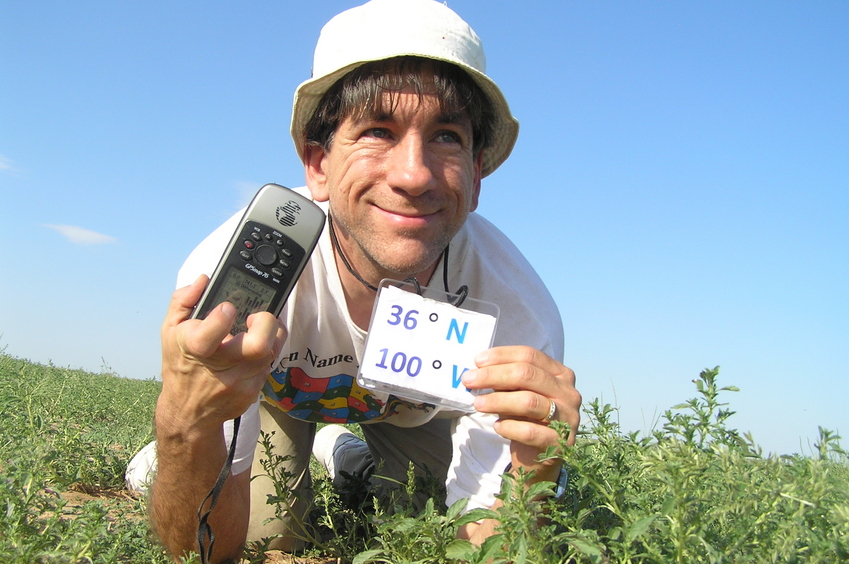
[0,351,168,563]
[1,351,847,564]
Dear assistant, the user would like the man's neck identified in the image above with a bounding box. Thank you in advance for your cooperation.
[333,248,439,331]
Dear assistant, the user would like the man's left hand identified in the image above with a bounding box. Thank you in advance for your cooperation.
[462,346,581,484]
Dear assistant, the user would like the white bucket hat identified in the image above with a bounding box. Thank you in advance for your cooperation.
[290,0,519,178]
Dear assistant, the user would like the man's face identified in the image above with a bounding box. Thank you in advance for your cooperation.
[306,88,483,282]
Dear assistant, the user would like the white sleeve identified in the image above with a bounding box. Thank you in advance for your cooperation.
[176,210,244,287]
[223,398,261,475]
[444,411,511,511]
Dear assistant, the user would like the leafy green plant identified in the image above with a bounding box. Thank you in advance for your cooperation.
[352,496,487,564]
[545,367,849,564]
[244,429,375,559]
[0,350,169,563]
[2,349,847,564]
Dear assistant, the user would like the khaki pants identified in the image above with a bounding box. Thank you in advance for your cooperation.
[246,400,453,550]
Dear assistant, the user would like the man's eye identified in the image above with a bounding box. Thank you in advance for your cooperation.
[363,128,390,139]
[435,131,462,144]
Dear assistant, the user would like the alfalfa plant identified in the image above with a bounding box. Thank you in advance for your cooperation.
[245,366,849,563]
[0,351,169,563]
[546,367,849,563]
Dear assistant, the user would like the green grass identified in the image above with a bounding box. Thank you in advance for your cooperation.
[1,349,847,563]
[0,349,168,563]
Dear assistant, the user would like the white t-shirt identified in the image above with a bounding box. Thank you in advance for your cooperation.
[177,188,564,510]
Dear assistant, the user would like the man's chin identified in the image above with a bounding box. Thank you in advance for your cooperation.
[372,245,448,282]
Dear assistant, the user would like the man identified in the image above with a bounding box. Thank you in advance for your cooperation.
[149,0,581,561]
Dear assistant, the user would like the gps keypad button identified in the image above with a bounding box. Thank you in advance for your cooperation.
[254,245,278,266]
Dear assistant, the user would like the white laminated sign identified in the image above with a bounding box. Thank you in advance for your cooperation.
[358,279,499,411]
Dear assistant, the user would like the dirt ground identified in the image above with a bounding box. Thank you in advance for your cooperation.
[256,553,340,564]
[58,486,342,564]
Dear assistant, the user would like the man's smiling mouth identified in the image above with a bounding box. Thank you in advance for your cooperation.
[375,204,442,222]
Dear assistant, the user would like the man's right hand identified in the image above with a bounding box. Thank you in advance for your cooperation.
[158,274,287,431]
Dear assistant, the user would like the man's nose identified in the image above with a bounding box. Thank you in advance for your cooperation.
[384,134,436,196]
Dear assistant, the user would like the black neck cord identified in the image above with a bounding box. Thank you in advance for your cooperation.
[440,242,468,307]
[328,214,380,292]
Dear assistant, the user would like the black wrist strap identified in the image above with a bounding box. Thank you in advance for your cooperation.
[197,415,241,564]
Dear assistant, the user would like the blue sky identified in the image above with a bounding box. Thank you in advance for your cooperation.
[1,1,846,456]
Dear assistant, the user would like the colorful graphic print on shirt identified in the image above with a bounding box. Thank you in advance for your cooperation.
[263,367,428,423]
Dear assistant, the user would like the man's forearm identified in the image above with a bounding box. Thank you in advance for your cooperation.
[150,414,251,562]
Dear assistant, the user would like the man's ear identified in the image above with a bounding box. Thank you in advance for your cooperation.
[304,144,330,202]
[470,149,484,212]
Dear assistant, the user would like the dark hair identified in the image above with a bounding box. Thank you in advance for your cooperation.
[304,57,495,156]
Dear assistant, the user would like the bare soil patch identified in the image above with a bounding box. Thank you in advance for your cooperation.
[254,552,340,564]
[58,486,340,563]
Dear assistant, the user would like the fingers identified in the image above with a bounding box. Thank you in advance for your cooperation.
[182,302,237,358]
[175,309,285,376]
[161,274,287,381]
[468,346,576,394]
[483,394,580,452]
[163,275,286,365]
[163,275,209,329]
[494,417,560,451]
[157,273,291,435]
[162,275,239,358]
[473,390,551,422]
[475,390,580,443]
[219,312,287,366]
[463,345,582,449]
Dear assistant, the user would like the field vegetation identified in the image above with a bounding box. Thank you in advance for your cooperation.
[1,349,847,563]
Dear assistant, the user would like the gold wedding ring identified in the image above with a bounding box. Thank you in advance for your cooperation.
[541,398,557,424]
